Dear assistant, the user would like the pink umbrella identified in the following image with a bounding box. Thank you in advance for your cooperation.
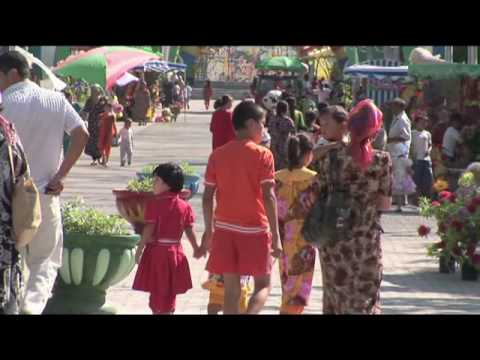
[54,46,160,90]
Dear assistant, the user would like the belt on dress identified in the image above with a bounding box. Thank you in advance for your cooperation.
[154,238,181,245]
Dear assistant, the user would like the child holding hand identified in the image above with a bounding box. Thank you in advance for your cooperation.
[133,163,202,314]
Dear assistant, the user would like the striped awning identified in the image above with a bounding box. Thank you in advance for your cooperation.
[132,60,187,73]
[344,64,410,81]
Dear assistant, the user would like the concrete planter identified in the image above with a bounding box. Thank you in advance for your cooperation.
[44,233,140,314]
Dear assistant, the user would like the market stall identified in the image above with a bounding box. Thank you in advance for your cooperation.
[344,60,411,108]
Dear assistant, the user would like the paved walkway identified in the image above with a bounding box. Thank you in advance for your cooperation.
[63,100,480,314]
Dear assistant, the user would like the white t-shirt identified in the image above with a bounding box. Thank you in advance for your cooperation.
[2,80,86,192]
[442,127,462,158]
[411,129,432,161]
[119,127,133,146]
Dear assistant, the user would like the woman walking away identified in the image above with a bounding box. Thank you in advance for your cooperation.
[98,101,118,167]
[83,86,105,166]
[269,100,296,170]
[298,99,392,314]
[210,95,235,150]
[133,163,202,314]
[203,80,213,110]
[275,134,317,314]
[0,105,28,314]
[131,80,151,126]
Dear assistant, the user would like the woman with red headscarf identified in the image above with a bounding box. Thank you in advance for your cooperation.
[298,99,393,314]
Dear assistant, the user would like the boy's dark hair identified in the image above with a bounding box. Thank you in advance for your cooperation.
[232,100,265,131]
[213,98,223,110]
[305,111,317,128]
[124,118,132,126]
[276,100,289,117]
[317,102,329,115]
[287,134,313,170]
[152,163,184,193]
[0,51,30,79]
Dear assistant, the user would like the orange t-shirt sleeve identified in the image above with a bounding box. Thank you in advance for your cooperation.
[144,200,159,224]
[259,149,275,184]
[204,152,217,187]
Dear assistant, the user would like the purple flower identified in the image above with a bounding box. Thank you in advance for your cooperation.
[277,199,289,220]
[284,222,296,243]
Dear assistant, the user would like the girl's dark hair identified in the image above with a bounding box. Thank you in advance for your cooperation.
[124,118,132,126]
[326,105,348,123]
[152,162,184,193]
[213,98,223,110]
[276,100,289,117]
[286,97,296,119]
[287,134,313,170]
[232,101,265,130]
[305,111,317,128]
[221,95,233,106]
[450,112,463,123]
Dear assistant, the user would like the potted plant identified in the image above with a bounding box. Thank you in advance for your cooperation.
[419,172,480,280]
[113,177,191,234]
[43,198,140,314]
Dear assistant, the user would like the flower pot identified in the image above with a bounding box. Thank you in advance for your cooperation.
[112,189,191,234]
[43,232,140,314]
[439,256,456,273]
[461,262,478,281]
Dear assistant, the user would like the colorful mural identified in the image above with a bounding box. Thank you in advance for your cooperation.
[196,46,298,83]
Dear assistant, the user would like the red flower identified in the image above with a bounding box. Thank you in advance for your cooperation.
[449,193,457,203]
[439,191,453,199]
[467,203,478,214]
[451,220,464,231]
[418,225,431,237]
[431,201,441,207]
[467,244,476,257]
[473,196,480,206]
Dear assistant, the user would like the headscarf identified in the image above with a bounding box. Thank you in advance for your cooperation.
[347,99,383,170]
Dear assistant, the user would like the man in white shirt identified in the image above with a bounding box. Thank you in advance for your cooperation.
[0,51,89,314]
[442,112,463,164]
[387,98,412,208]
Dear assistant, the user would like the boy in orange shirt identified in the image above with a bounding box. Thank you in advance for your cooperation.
[200,101,282,314]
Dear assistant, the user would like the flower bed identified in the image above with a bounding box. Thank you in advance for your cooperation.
[419,172,480,279]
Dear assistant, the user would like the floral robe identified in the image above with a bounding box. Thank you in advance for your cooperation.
[275,167,317,314]
[297,145,392,314]
[0,115,26,314]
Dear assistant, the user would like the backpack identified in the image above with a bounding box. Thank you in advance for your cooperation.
[301,149,353,247]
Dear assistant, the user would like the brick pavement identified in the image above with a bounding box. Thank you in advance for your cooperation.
[62,100,480,314]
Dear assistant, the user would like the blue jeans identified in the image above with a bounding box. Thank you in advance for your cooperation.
[413,160,433,198]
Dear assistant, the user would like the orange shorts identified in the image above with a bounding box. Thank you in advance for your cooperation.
[206,228,272,276]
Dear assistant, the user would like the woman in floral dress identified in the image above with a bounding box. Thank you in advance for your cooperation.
[0,107,27,315]
[269,100,296,170]
[275,134,317,314]
[297,100,393,314]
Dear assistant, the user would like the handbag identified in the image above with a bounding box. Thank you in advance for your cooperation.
[301,149,353,247]
[7,143,42,249]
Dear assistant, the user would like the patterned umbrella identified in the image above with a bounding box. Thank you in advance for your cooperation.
[53,46,161,89]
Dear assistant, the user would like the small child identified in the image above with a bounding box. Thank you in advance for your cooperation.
[98,102,117,167]
[392,144,417,211]
[411,114,433,202]
[133,163,202,314]
[275,134,317,314]
[201,274,252,314]
[119,118,134,167]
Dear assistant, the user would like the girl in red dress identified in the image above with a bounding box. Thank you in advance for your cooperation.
[203,80,213,110]
[133,163,202,314]
[209,95,235,150]
[98,102,118,167]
